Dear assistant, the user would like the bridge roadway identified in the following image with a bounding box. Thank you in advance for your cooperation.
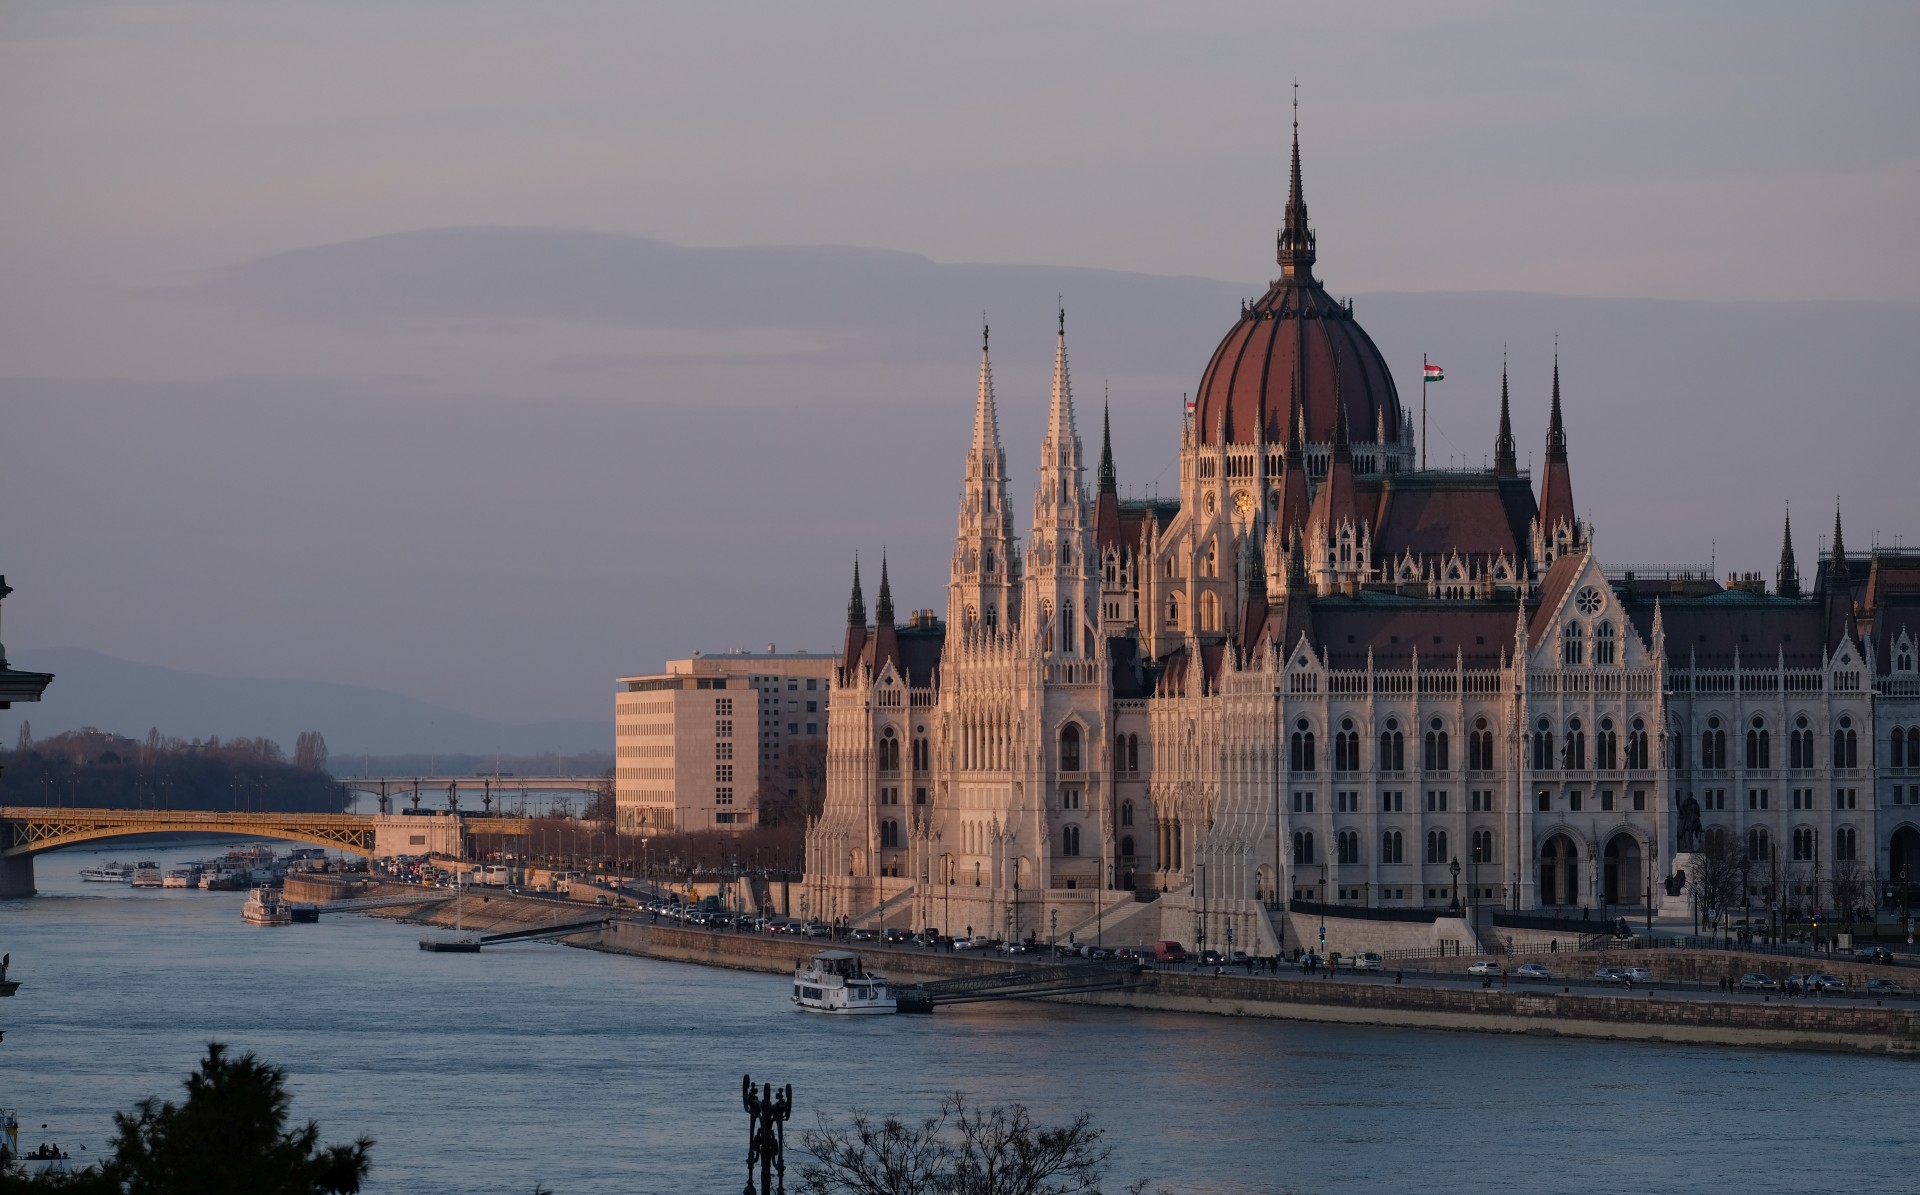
[0,806,538,898]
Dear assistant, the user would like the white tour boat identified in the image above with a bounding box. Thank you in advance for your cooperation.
[129,861,164,888]
[792,949,896,1014]
[162,866,200,889]
[241,887,293,926]
[79,861,132,883]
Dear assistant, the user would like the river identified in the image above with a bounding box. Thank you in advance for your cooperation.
[3,844,1915,1194]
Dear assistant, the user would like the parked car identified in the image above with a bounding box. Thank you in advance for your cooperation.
[1345,952,1383,972]
[1622,966,1654,985]
[1227,951,1252,966]
[1514,962,1553,981]
[1199,949,1225,967]
[1855,946,1894,965]
[1865,977,1905,995]
[1592,967,1629,985]
[1737,972,1776,991]
[1298,953,1325,971]
[1467,960,1499,977]
[849,928,875,942]
[883,927,909,944]
[1153,941,1190,964]
[1804,973,1848,994]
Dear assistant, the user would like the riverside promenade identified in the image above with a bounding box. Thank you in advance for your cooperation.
[353,883,1920,1057]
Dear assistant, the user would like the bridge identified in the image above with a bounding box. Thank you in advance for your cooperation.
[0,806,537,898]
[335,776,608,816]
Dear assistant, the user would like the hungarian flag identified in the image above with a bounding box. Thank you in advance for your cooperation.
[1423,363,1445,382]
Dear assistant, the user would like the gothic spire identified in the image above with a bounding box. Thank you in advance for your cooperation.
[1545,346,1568,464]
[875,552,895,627]
[847,556,866,628]
[1829,500,1851,586]
[1276,82,1317,281]
[1494,352,1518,477]
[1776,505,1801,598]
[970,318,1005,480]
[1098,400,1117,496]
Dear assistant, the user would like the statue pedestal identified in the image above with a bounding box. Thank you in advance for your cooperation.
[1656,852,1697,922]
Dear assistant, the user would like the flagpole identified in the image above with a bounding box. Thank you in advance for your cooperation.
[1421,352,1428,471]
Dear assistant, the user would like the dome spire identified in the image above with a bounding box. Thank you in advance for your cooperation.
[1546,342,1568,463]
[1494,348,1518,477]
[1277,81,1317,281]
[1777,503,1801,598]
[1829,499,1851,585]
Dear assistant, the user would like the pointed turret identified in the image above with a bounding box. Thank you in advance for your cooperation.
[1276,85,1317,282]
[1776,506,1801,598]
[1494,357,1518,477]
[1536,347,1578,547]
[948,321,1020,639]
[847,556,866,628]
[1276,374,1311,539]
[872,553,901,676]
[841,556,869,678]
[1825,501,1855,649]
[1240,528,1269,657]
[1029,303,1095,658]
[1094,401,1125,554]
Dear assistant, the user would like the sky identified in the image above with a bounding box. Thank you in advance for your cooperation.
[2,2,1917,731]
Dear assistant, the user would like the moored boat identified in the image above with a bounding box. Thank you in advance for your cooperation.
[79,861,132,883]
[240,887,293,926]
[129,862,163,888]
[792,950,896,1014]
[162,867,200,889]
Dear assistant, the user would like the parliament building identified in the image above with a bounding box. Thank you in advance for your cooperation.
[799,119,1920,952]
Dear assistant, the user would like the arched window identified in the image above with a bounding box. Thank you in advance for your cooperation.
[1165,592,1180,628]
[1334,718,1360,772]
[1290,720,1316,773]
[1594,621,1617,665]
[879,728,900,772]
[1061,600,1077,655]
[1292,830,1315,866]
[1121,800,1134,827]
[1835,826,1856,861]
[1426,829,1449,865]
[1703,716,1727,770]
[1041,600,1055,652]
[984,603,998,634]
[1120,835,1136,859]
[1337,830,1360,865]
[1062,825,1081,857]
[1128,734,1140,773]
[1115,734,1127,772]
[1532,719,1555,771]
[1381,829,1404,864]
[1379,719,1405,771]
[1562,621,1585,666]
[1746,717,1770,769]
[1471,828,1494,864]
[1469,717,1494,771]
[880,819,900,848]
[1791,826,1815,861]
[1200,590,1220,633]
[1424,719,1449,771]
[1565,717,1587,770]
[1060,724,1082,772]
[911,732,930,772]
[1834,715,1858,768]
[1597,717,1618,770]
[1747,825,1771,862]
[1627,717,1649,770]
[1203,539,1217,577]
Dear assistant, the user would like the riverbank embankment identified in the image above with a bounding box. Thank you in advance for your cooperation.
[326,883,1919,1057]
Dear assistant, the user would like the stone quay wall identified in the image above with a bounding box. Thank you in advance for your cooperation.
[590,921,1920,1058]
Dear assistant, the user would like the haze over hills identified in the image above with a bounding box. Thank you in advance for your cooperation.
[3,229,1915,726]
[9,647,607,759]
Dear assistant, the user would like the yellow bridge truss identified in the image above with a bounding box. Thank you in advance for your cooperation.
[1,806,378,857]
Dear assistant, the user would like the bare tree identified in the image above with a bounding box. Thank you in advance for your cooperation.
[1690,833,1747,943]
[1828,860,1872,939]
[294,731,330,773]
[14,719,31,751]
[799,1094,1111,1195]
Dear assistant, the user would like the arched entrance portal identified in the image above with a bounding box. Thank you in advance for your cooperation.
[1603,834,1643,907]
[1539,834,1580,907]
[1890,825,1920,906]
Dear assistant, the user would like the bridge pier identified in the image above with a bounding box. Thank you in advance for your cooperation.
[0,853,35,899]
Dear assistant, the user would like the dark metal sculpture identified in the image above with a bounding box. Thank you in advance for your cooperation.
[742,1073,792,1195]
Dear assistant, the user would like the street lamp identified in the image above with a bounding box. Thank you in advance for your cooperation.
[1449,857,1461,913]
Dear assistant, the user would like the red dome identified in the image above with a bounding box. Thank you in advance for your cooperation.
[1192,279,1401,448]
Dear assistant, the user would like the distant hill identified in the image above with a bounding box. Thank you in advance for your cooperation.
[9,647,607,758]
